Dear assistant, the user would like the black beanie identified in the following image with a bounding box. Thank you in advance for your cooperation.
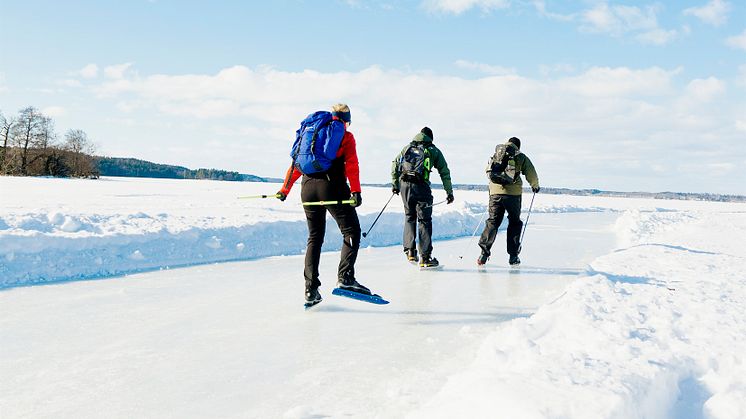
[421,127,433,140]
[508,137,521,149]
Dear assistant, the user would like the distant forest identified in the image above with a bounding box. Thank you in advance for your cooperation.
[97,157,267,182]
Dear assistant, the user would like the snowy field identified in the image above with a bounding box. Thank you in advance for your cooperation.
[1,176,745,418]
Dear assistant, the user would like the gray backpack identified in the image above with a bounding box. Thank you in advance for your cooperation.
[399,142,431,183]
[487,144,519,185]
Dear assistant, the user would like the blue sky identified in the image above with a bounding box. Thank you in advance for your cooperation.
[1,0,745,194]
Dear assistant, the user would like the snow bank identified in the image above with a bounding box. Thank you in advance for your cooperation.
[0,176,628,288]
[411,208,746,418]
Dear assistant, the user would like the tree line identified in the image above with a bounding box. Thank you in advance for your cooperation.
[97,157,266,182]
[1,106,98,177]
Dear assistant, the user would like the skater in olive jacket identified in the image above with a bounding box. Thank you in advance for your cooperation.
[391,127,454,268]
[477,136,539,267]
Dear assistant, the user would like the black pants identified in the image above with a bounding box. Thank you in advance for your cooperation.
[301,176,361,291]
[478,194,523,257]
[400,181,433,257]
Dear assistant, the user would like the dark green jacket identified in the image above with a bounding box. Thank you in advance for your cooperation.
[486,143,539,196]
[391,132,453,195]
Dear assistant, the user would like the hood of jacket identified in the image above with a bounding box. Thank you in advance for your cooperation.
[501,142,522,156]
[412,132,433,143]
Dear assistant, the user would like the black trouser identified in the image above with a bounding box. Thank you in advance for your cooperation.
[400,181,433,257]
[301,175,361,291]
[478,194,523,257]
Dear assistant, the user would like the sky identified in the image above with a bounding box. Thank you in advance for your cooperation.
[1,0,745,194]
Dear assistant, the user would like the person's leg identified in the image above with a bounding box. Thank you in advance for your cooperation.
[301,178,326,295]
[329,202,370,294]
[504,194,523,257]
[416,185,434,258]
[401,182,417,257]
[327,202,361,283]
[478,194,506,257]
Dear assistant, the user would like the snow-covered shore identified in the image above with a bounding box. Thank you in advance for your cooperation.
[0,176,624,288]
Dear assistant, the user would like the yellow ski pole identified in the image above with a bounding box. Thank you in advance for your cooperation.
[302,200,356,206]
[237,194,281,199]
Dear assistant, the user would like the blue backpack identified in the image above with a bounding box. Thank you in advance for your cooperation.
[290,111,346,174]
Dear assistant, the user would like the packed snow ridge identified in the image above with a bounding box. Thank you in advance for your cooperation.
[0,177,614,288]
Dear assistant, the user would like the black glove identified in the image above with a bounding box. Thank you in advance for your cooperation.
[392,187,400,195]
[532,186,540,193]
[351,192,362,207]
[276,191,287,201]
[446,193,455,204]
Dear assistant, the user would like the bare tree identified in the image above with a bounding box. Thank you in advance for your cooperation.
[0,111,14,173]
[37,116,56,149]
[63,129,96,177]
[11,107,45,175]
[26,116,58,175]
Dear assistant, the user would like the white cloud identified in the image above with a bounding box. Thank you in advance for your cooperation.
[573,3,680,45]
[104,63,133,79]
[532,0,575,21]
[726,30,746,51]
[0,72,6,93]
[736,120,746,132]
[557,66,677,97]
[78,64,99,79]
[683,0,731,26]
[86,64,746,193]
[685,77,725,102]
[42,106,66,117]
[422,0,510,15]
[581,3,658,36]
[454,60,515,75]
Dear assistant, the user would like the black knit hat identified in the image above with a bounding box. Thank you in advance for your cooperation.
[421,127,433,140]
[508,137,521,149]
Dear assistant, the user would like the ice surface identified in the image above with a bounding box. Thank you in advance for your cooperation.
[1,176,745,418]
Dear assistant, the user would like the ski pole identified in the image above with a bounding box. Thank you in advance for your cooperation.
[362,193,395,238]
[238,193,281,199]
[302,199,356,206]
[517,192,536,254]
[423,199,447,208]
[458,208,488,259]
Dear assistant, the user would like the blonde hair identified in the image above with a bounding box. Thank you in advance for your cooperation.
[331,103,350,113]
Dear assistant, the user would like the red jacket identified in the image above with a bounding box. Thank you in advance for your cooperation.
[280,129,361,195]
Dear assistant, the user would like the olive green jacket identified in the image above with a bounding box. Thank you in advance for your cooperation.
[391,132,453,195]
[487,143,539,196]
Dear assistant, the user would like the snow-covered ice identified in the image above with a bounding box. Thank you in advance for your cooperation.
[1,176,745,418]
[412,208,746,419]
